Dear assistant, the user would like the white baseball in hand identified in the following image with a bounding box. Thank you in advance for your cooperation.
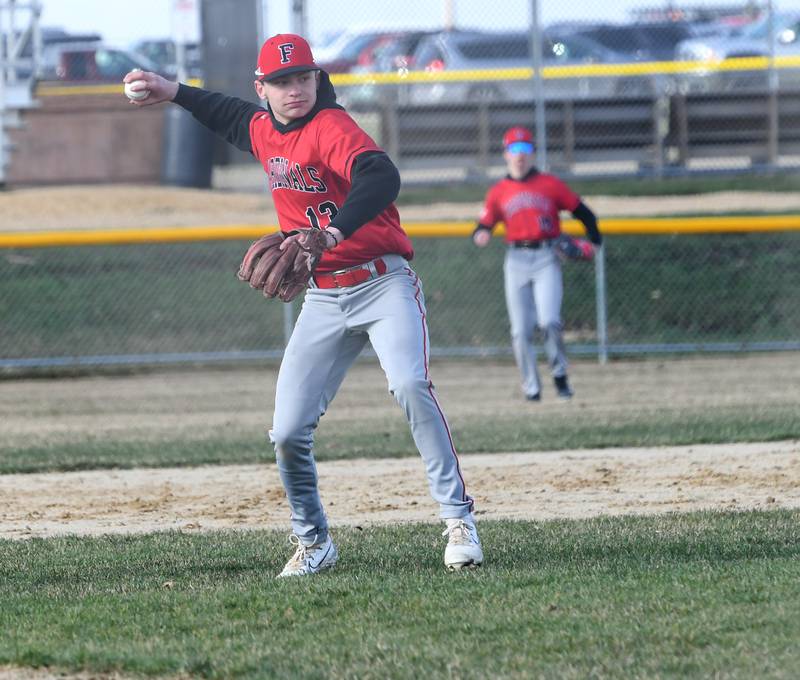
[473,229,491,247]
[124,79,150,101]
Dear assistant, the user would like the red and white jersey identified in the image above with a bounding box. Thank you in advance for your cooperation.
[479,172,580,243]
[249,108,414,272]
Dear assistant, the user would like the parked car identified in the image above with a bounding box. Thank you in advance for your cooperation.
[4,26,101,80]
[399,29,640,106]
[335,30,437,109]
[675,11,800,93]
[131,39,203,79]
[311,29,363,63]
[43,43,161,82]
[563,21,697,61]
[313,29,406,74]
[373,30,437,73]
[555,20,700,95]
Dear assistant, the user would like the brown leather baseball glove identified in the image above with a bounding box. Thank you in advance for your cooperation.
[237,227,335,303]
[237,231,285,283]
[554,234,595,262]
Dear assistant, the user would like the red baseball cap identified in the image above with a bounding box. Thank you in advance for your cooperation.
[255,33,319,81]
[502,126,534,153]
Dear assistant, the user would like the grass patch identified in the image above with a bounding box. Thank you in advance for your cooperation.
[397,172,800,204]
[2,403,798,475]
[1,512,798,678]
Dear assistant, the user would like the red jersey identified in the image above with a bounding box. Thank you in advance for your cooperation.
[479,172,580,243]
[249,108,414,272]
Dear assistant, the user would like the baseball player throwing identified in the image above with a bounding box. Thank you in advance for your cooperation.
[473,126,602,401]
[123,34,482,576]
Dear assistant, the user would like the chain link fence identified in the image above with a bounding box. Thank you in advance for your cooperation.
[2,225,800,370]
[3,1,800,369]
[304,0,800,182]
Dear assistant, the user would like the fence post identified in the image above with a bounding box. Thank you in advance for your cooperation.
[477,102,491,170]
[0,5,6,187]
[382,103,400,167]
[595,244,608,364]
[283,302,294,350]
[652,95,669,177]
[530,0,547,170]
[562,100,574,170]
[767,90,779,166]
[674,94,689,167]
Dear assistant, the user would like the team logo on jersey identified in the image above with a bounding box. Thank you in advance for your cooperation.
[267,156,327,193]
[278,42,295,64]
[504,192,553,218]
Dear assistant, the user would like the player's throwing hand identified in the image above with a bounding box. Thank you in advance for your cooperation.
[122,70,179,106]
[472,228,491,248]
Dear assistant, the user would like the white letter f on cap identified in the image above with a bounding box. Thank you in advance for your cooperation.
[278,42,295,64]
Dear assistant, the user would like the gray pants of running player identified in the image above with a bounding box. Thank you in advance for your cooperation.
[269,255,474,546]
[503,245,568,398]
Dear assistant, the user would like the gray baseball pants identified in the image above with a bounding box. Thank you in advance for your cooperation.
[269,255,474,546]
[503,245,568,397]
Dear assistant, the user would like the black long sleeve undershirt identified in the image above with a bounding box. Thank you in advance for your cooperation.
[172,85,400,240]
[572,201,602,245]
[328,151,401,239]
[172,83,260,154]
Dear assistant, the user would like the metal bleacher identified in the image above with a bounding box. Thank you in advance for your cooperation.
[0,0,41,186]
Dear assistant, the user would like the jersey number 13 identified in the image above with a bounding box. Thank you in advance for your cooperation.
[305,201,339,229]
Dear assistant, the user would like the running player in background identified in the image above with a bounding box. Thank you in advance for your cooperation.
[473,126,603,402]
[123,34,482,576]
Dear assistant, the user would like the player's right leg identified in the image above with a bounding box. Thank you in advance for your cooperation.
[270,289,366,575]
[532,255,571,399]
[356,266,482,570]
[503,249,541,399]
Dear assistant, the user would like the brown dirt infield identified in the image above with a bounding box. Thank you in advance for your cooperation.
[1,440,797,541]
[2,355,798,540]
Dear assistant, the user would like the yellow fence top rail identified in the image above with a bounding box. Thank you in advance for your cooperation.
[333,55,800,84]
[34,57,800,96]
[36,77,204,97]
[1,215,799,249]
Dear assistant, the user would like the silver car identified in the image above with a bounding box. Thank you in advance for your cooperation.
[675,11,800,92]
[402,29,635,106]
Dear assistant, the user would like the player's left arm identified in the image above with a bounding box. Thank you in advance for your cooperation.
[571,202,602,246]
[326,151,401,240]
[550,176,602,247]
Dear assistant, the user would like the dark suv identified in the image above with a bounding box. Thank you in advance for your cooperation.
[555,21,697,95]
[562,21,696,61]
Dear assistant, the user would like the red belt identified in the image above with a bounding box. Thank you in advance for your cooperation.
[313,258,387,289]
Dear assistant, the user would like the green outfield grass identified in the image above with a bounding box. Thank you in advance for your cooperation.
[2,233,800,364]
[1,512,798,679]
[397,172,800,205]
[1,401,798,475]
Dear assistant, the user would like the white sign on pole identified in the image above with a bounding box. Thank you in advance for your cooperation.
[171,0,201,45]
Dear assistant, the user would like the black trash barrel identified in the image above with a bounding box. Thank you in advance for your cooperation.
[161,106,215,188]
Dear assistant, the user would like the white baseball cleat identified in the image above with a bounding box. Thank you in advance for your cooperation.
[277,533,338,578]
[443,516,484,571]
